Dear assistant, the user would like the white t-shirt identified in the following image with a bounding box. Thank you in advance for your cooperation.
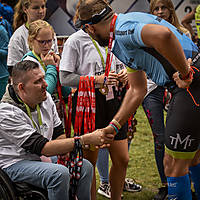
[59,29,124,76]
[0,92,61,169]
[7,24,58,66]
[145,78,158,98]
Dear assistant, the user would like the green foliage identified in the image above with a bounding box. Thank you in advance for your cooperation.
[96,106,162,200]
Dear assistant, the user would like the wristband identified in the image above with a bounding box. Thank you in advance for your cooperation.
[111,119,121,130]
[74,136,81,145]
[178,69,193,81]
[80,136,85,146]
[73,136,82,151]
[109,123,119,134]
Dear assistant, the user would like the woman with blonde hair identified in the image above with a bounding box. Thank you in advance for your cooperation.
[7,0,58,74]
[150,0,190,36]
[22,19,70,100]
[22,20,57,93]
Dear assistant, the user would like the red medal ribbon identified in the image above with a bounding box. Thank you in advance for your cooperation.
[67,93,72,137]
[74,76,96,136]
[56,65,69,136]
[104,14,118,84]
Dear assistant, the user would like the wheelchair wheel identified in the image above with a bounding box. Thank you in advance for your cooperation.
[19,189,48,200]
[0,169,17,200]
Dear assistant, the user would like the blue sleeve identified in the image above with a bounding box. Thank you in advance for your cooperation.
[0,27,8,58]
[131,23,146,47]
[4,20,13,38]
[0,48,7,57]
[45,64,57,94]
[115,22,146,48]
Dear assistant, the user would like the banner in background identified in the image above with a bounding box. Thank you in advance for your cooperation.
[45,0,200,36]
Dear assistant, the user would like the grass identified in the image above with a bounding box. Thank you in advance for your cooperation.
[96,105,162,200]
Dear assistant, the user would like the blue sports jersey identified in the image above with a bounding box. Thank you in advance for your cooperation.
[112,12,199,86]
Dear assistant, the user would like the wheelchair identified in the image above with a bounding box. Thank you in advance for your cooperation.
[0,168,48,200]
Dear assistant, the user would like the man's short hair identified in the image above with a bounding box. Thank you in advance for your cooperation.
[12,60,39,88]
[74,0,113,27]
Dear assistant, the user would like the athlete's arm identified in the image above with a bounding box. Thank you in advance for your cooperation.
[141,24,190,79]
[101,70,147,135]
[114,70,146,124]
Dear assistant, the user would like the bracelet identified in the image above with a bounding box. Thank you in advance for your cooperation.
[74,136,80,145]
[74,136,85,146]
[111,119,121,130]
[80,136,85,146]
[178,68,193,81]
[73,136,82,150]
[109,123,119,134]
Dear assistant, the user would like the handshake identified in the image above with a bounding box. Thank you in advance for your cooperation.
[80,126,115,148]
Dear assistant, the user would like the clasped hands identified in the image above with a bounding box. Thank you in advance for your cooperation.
[41,52,60,66]
[95,69,128,86]
[87,125,117,149]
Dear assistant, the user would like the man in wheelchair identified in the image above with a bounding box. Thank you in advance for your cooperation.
[0,60,114,200]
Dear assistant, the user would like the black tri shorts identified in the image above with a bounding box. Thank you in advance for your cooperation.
[165,70,200,159]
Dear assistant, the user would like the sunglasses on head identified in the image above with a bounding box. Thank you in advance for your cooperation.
[75,5,113,29]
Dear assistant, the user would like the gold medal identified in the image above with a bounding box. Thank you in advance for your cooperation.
[99,84,109,95]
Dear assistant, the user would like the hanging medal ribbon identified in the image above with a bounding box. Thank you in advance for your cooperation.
[99,14,117,95]
[67,93,72,137]
[74,76,84,136]
[73,76,96,150]
[56,65,70,137]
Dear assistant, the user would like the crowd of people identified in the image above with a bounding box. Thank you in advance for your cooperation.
[0,0,200,200]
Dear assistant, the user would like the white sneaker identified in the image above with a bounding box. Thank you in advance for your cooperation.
[97,183,111,198]
[123,178,142,192]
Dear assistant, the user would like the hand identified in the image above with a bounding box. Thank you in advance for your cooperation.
[41,53,56,66]
[95,74,105,84]
[173,58,193,88]
[117,68,128,86]
[173,72,192,88]
[106,70,118,85]
[51,52,60,65]
[95,71,118,85]
[95,125,116,148]
[82,128,114,147]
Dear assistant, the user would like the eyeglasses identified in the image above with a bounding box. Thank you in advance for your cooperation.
[35,39,53,45]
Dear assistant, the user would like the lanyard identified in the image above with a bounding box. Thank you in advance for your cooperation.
[104,14,118,84]
[32,50,46,72]
[17,96,42,129]
[74,76,96,137]
[90,36,108,68]
[25,22,29,29]
[56,65,69,136]
[25,104,43,129]
[98,14,117,95]
[90,35,114,74]
[74,76,84,136]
